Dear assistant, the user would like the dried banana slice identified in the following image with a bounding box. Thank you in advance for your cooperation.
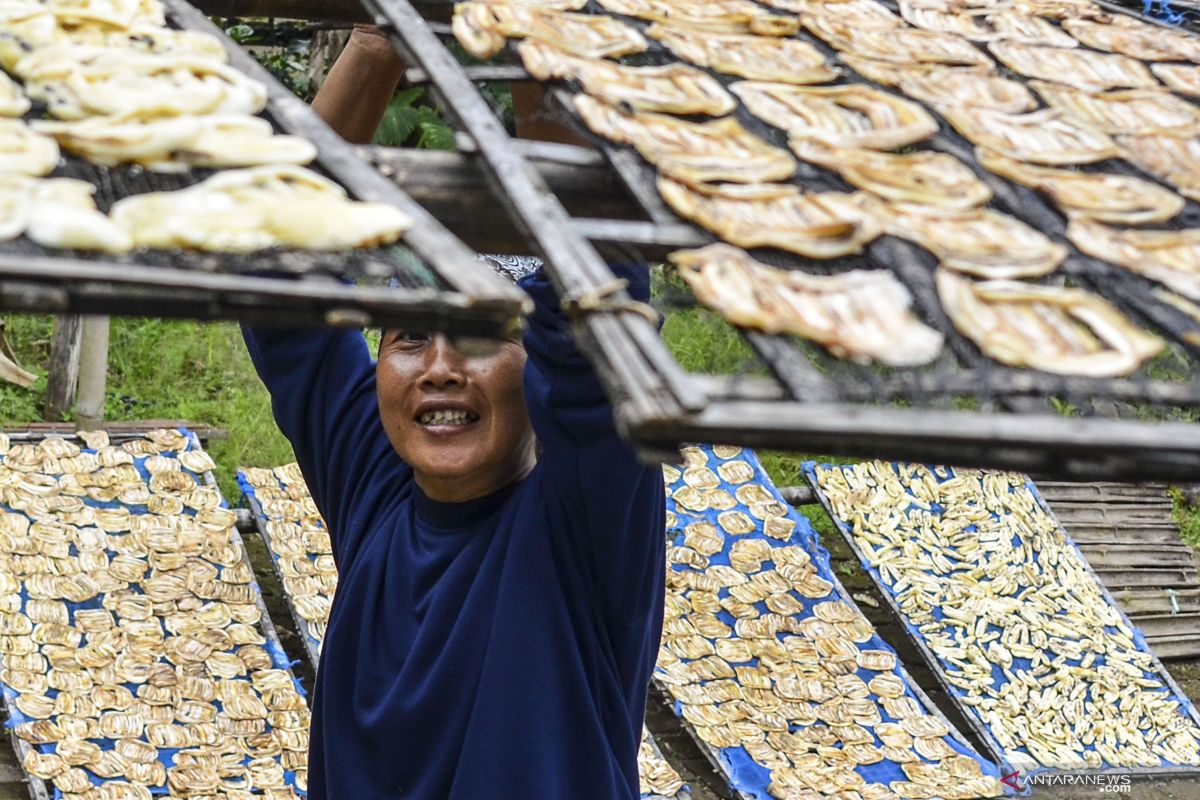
[764,0,901,26]
[987,41,1157,91]
[16,45,267,119]
[669,243,943,366]
[0,119,59,176]
[475,0,588,7]
[838,54,994,88]
[1068,217,1200,302]
[1118,133,1200,202]
[804,15,993,67]
[899,1,1078,47]
[791,140,992,207]
[64,23,229,61]
[1152,64,1200,98]
[872,202,1066,279]
[937,270,1164,376]
[0,71,28,117]
[0,7,64,71]
[939,107,1118,165]
[110,165,411,253]
[731,82,938,150]
[32,114,316,172]
[639,728,684,797]
[31,114,198,167]
[978,147,1183,224]
[659,178,880,259]
[646,24,837,84]
[573,95,796,185]
[451,2,647,59]
[23,176,133,252]
[1032,82,1200,136]
[1064,16,1200,63]
[897,67,1036,113]
[1011,0,1110,18]
[46,0,162,28]
[595,0,798,35]
[518,40,734,115]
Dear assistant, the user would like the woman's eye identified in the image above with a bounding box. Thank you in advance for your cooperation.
[393,331,429,344]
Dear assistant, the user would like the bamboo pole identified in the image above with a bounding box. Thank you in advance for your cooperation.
[74,316,109,431]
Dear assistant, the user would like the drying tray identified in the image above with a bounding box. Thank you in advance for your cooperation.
[803,460,1200,783]
[659,444,1009,800]
[237,465,329,669]
[0,428,310,800]
[0,0,526,335]
[356,0,1200,481]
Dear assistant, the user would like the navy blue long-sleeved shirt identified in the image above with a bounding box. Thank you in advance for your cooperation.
[243,266,665,800]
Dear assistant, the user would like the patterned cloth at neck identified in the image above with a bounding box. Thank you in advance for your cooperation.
[477,253,543,284]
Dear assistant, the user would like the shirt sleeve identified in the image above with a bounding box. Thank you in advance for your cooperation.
[241,325,408,566]
[520,264,666,626]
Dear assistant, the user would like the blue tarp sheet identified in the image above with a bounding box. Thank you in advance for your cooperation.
[0,429,307,798]
[662,446,1004,800]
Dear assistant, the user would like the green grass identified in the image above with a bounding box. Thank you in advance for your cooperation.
[4,309,1200,551]
[0,316,292,500]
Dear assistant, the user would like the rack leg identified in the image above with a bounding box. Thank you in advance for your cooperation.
[43,315,81,421]
[75,315,109,430]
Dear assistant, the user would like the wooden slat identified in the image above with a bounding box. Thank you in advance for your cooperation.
[1141,635,1200,660]
[1090,568,1199,589]
[1131,614,1200,638]
[1112,589,1200,617]
[1076,545,1199,569]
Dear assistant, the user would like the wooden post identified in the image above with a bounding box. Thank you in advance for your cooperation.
[43,315,82,422]
[74,316,109,431]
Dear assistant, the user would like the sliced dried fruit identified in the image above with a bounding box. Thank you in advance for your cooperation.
[1151,64,1200,97]
[0,119,60,176]
[897,66,1036,113]
[805,14,993,67]
[573,95,796,184]
[1119,133,1200,202]
[517,40,734,115]
[1068,217,1200,301]
[937,270,1165,376]
[767,0,901,26]
[646,24,837,84]
[939,107,1118,165]
[1011,0,1110,19]
[899,1,1078,47]
[669,243,943,365]
[659,177,880,258]
[595,0,797,35]
[0,71,28,117]
[1031,82,1200,136]
[1064,16,1200,63]
[31,114,316,172]
[16,44,266,120]
[873,202,1066,279]
[978,147,1183,224]
[110,165,411,252]
[988,41,1157,91]
[731,82,938,150]
[838,54,994,88]
[791,140,992,207]
[451,2,647,59]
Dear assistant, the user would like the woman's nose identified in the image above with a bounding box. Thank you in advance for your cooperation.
[419,335,467,388]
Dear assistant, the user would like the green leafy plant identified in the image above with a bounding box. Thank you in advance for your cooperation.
[373,87,455,150]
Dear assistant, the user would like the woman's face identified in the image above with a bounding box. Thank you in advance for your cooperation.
[376,331,537,503]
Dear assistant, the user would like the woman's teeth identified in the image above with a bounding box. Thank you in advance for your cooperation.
[419,410,478,425]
